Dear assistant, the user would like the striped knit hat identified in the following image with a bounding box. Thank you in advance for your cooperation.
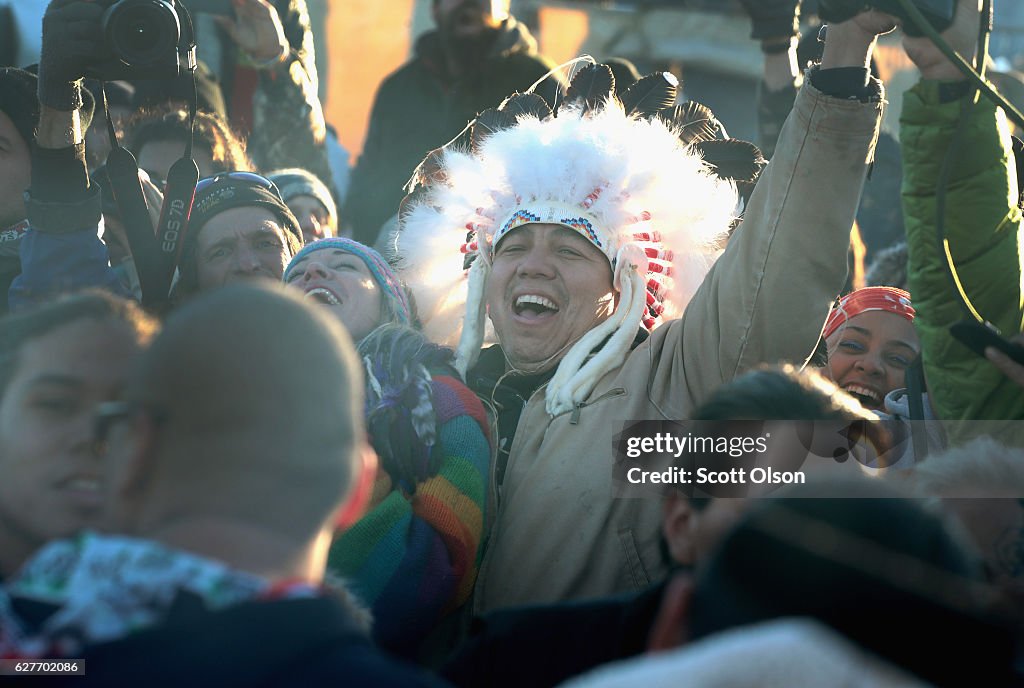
[285,238,411,326]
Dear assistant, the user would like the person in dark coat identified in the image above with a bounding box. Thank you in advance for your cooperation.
[342,0,560,245]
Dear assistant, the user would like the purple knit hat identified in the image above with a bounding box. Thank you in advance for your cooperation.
[284,237,411,326]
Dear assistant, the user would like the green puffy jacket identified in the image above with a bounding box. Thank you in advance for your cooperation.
[900,80,1024,444]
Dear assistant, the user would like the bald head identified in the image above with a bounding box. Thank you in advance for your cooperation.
[108,283,365,543]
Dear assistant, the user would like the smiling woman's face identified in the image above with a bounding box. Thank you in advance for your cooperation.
[823,310,920,410]
[285,249,384,342]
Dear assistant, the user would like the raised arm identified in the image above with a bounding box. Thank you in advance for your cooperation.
[659,13,892,408]
[737,0,803,158]
[899,0,1024,439]
[10,0,124,312]
[217,0,336,194]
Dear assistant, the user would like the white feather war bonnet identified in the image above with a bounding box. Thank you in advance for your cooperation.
[396,62,765,416]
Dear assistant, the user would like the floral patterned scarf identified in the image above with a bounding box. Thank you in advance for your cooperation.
[0,532,318,659]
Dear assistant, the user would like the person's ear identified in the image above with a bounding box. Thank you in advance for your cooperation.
[662,491,696,566]
[647,571,693,652]
[334,441,378,530]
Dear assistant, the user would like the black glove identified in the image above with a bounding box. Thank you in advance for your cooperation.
[736,0,802,42]
[37,0,106,111]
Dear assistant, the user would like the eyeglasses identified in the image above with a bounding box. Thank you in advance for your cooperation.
[194,171,284,201]
[92,400,168,450]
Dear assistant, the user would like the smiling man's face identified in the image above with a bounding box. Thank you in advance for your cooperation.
[485,223,615,372]
[194,207,293,292]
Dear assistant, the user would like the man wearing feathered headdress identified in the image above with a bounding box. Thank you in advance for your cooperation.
[397,11,897,612]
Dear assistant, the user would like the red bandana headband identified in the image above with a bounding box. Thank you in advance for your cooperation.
[823,287,915,340]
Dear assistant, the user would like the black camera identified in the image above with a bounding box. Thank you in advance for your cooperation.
[86,0,197,81]
[818,0,955,37]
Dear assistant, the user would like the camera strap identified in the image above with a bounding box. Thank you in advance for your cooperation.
[154,96,199,293]
[101,84,168,311]
[153,3,199,293]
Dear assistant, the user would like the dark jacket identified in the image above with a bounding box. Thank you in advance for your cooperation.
[442,583,667,688]
[342,17,558,244]
[46,596,449,688]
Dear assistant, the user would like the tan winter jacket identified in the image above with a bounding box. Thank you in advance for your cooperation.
[474,78,885,613]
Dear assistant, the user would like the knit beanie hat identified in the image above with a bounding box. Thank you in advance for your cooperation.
[186,173,303,249]
[268,168,337,222]
[285,237,411,326]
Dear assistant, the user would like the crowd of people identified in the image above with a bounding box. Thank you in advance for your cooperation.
[0,0,1023,685]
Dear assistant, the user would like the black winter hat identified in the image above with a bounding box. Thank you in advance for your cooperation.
[171,173,303,302]
[186,173,303,249]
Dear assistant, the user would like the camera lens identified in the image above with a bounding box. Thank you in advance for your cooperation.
[105,0,180,67]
